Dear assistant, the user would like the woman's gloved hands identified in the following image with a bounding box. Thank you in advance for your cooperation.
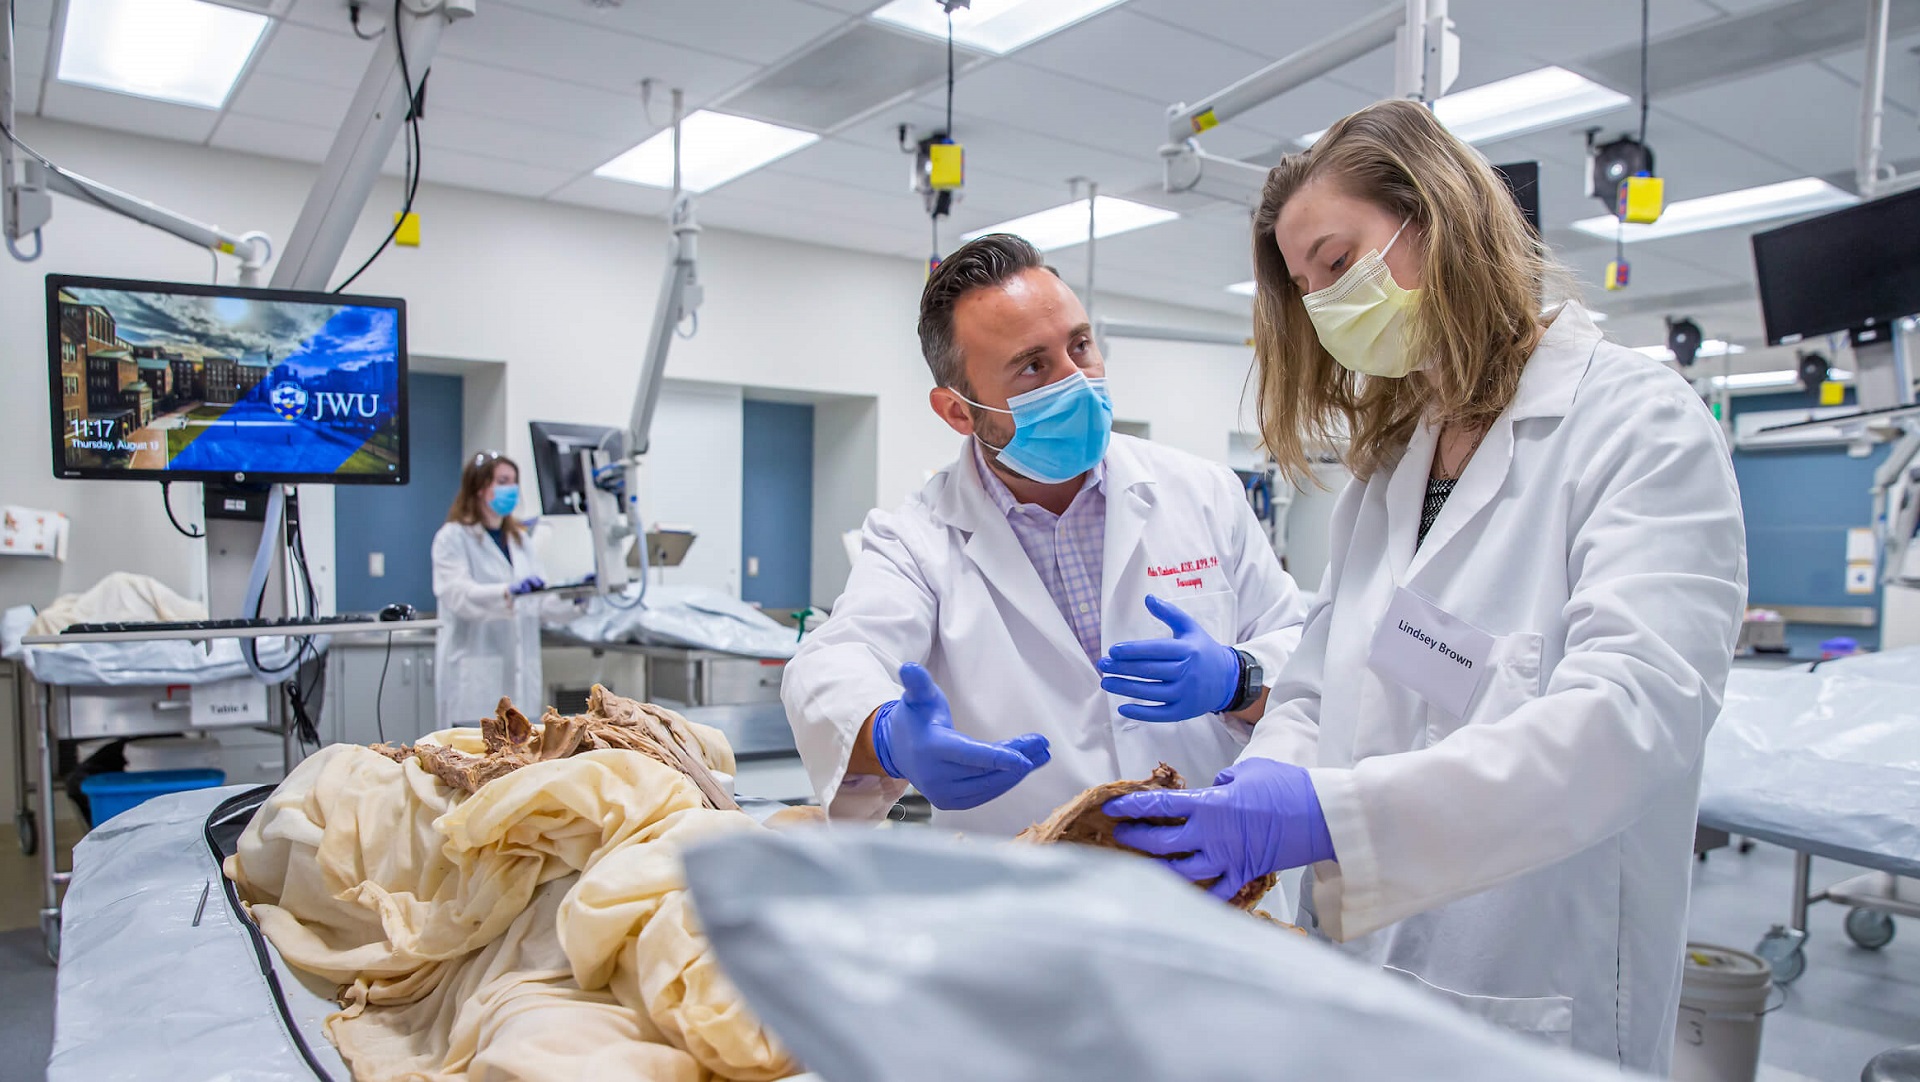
[1103,757,1335,902]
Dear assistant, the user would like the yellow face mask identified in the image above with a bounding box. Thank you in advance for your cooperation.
[1301,220,1422,378]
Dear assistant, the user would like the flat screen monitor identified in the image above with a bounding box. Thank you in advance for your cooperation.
[530,421,625,516]
[46,275,408,484]
[1752,186,1920,345]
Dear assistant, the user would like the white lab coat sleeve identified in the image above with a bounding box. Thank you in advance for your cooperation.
[1242,478,1362,769]
[780,508,934,820]
[1219,467,1309,681]
[432,525,511,621]
[1307,387,1747,942]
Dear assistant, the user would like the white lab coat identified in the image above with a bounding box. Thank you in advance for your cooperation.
[783,433,1310,836]
[1245,305,1747,1071]
[429,521,578,728]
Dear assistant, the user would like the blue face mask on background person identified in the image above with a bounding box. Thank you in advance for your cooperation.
[957,372,1113,484]
[488,484,519,517]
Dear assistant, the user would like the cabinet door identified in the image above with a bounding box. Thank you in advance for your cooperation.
[329,643,419,747]
[410,644,440,742]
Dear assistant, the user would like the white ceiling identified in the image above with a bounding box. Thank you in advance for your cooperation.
[10,0,1920,367]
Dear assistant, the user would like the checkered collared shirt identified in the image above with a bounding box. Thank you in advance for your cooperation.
[973,439,1106,663]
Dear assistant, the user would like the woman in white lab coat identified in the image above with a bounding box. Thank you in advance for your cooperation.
[430,451,579,727]
[1106,100,1747,1073]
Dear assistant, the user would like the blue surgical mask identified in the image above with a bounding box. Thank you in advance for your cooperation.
[488,484,519,517]
[957,373,1113,484]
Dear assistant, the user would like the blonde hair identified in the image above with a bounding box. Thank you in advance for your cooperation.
[1251,98,1567,483]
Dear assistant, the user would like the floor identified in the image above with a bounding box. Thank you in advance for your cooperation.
[1689,842,1920,1082]
[0,795,1914,1082]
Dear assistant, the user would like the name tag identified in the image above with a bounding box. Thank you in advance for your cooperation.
[1367,587,1493,719]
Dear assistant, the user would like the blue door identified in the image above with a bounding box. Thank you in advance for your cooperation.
[335,372,463,613]
[741,401,814,609]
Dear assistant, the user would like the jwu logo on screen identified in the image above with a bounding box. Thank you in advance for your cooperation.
[270,380,382,423]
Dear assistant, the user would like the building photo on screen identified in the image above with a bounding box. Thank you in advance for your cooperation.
[47,276,408,482]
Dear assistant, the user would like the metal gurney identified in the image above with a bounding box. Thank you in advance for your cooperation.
[1697,648,1920,983]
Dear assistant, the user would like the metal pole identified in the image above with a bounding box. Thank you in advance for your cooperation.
[1084,180,1096,327]
[2,6,18,237]
[35,685,58,955]
[271,2,456,291]
[1396,0,1428,99]
[1859,0,1891,199]
[1166,2,1403,142]
[671,88,683,201]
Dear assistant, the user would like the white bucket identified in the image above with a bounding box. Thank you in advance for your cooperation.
[1672,943,1774,1082]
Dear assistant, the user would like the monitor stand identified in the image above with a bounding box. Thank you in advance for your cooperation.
[1851,322,1917,413]
[201,483,287,620]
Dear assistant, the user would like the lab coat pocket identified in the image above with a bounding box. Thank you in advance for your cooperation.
[1474,631,1545,719]
[1384,966,1574,1050]
[1165,588,1238,646]
[1424,631,1544,745]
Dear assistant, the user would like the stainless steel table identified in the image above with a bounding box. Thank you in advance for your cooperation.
[18,619,440,963]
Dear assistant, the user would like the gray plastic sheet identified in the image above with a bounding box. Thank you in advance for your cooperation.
[2,605,307,687]
[49,785,346,1082]
[560,584,800,658]
[1701,649,1920,874]
[683,829,1641,1082]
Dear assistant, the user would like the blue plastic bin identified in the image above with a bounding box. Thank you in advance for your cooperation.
[79,769,226,826]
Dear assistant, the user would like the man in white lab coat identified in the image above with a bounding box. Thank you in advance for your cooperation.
[782,234,1309,836]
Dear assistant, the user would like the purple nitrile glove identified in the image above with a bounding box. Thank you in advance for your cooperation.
[509,577,545,596]
[1097,595,1242,722]
[1103,757,1334,902]
[872,663,1051,811]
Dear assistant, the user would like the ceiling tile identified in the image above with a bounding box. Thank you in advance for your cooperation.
[398,142,580,199]
[282,0,357,34]
[414,106,633,173]
[39,83,221,143]
[695,188,925,258]
[432,3,757,105]
[546,175,676,218]
[494,0,851,67]
[417,57,657,144]
[841,98,1159,194]
[1658,62,1889,181]
[759,135,921,198]
[250,20,380,92]
[1817,41,1920,118]
[208,112,334,163]
[933,60,1196,157]
[1454,0,1725,69]
[226,71,357,130]
[802,0,882,14]
[1640,105,1811,200]
[1010,10,1270,116]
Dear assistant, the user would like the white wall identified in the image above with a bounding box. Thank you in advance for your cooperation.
[812,394,879,608]
[0,117,1259,613]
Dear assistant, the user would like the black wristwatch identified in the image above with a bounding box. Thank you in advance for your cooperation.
[1224,648,1263,713]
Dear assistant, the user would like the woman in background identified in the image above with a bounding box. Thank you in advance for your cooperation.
[431,451,580,727]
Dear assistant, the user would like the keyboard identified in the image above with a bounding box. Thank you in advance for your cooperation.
[63,613,393,634]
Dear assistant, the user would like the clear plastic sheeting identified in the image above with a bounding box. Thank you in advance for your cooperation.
[1812,644,1920,687]
[50,785,348,1082]
[3,604,308,686]
[1701,649,1920,876]
[683,830,1643,1082]
[560,585,800,659]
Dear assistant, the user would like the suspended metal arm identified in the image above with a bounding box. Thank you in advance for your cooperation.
[1159,0,1457,202]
